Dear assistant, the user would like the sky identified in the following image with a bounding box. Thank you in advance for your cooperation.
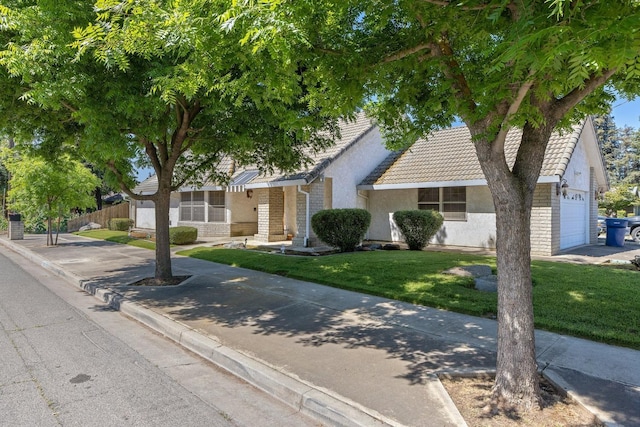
[610,96,640,130]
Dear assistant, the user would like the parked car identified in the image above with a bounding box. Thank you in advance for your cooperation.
[597,216,607,235]
[627,215,640,242]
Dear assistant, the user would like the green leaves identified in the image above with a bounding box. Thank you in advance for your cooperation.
[1,147,98,223]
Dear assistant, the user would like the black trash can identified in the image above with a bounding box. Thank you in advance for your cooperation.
[605,218,628,247]
[8,213,21,222]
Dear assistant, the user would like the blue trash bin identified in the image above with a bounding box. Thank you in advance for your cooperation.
[605,218,628,247]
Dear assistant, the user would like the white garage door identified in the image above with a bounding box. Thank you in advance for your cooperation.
[560,191,588,249]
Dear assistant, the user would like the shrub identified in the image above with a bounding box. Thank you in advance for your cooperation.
[311,208,371,252]
[108,217,134,231]
[393,210,443,250]
[169,226,198,245]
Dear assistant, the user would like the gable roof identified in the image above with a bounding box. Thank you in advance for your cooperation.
[247,111,375,188]
[358,117,608,190]
[133,111,375,195]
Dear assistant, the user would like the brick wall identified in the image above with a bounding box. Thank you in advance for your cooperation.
[178,221,231,237]
[530,183,559,256]
[589,167,599,244]
[8,220,24,240]
[254,188,286,242]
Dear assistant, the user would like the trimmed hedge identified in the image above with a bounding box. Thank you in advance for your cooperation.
[393,210,443,250]
[311,208,371,252]
[108,217,133,231]
[169,226,198,245]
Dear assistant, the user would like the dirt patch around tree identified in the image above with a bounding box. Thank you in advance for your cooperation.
[127,276,191,286]
[441,374,604,427]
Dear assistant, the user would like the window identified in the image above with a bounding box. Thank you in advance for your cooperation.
[208,191,225,222]
[180,191,225,222]
[180,191,205,222]
[418,187,466,220]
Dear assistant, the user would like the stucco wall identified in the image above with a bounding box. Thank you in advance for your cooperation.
[283,186,297,236]
[325,127,391,209]
[228,191,257,223]
[367,186,498,249]
[563,136,591,191]
[134,194,180,229]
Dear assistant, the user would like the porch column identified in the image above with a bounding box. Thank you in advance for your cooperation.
[254,188,285,242]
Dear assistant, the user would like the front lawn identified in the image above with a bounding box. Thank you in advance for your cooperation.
[178,247,640,349]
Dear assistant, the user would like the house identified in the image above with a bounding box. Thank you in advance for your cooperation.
[133,114,608,256]
[357,116,609,256]
[131,111,392,245]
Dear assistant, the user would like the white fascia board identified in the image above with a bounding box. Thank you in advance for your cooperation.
[245,178,309,189]
[357,179,488,190]
[178,185,225,192]
[358,175,561,190]
[537,175,561,184]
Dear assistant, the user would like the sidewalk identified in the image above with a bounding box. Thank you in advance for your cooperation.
[1,233,639,426]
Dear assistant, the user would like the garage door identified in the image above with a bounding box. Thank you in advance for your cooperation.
[560,191,588,249]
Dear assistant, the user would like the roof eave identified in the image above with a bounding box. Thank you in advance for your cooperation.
[358,175,561,190]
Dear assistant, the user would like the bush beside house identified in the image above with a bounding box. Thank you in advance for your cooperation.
[311,208,371,252]
[169,226,198,245]
[108,217,134,231]
[393,210,444,250]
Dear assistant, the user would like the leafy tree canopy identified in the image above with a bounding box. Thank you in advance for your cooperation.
[0,0,347,278]
[1,147,98,244]
[600,184,640,216]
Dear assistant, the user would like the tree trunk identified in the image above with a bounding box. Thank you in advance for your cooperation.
[95,186,102,211]
[55,212,61,245]
[47,216,53,246]
[472,123,554,410]
[153,184,173,280]
[491,188,541,409]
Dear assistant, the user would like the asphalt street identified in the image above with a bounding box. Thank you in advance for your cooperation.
[0,248,317,427]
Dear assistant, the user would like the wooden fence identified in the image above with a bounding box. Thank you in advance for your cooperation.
[67,202,130,232]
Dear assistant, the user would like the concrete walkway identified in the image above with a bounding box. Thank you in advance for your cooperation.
[1,233,639,426]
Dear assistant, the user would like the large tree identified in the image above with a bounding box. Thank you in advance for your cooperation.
[1,148,98,245]
[229,0,640,411]
[614,126,640,185]
[595,115,640,185]
[0,1,341,281]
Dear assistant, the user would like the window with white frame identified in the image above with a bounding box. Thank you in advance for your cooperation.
[418,187,466,220]
[180,191,205,222]
[208,191,225,222]
[180,191,226,222]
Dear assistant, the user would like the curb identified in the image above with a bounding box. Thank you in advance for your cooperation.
[0,238,406,427]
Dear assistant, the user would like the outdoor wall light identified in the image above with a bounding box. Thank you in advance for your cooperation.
[557,179,569,196]
[561,179,569,197]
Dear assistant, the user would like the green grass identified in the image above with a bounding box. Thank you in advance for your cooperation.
[177,247,640,349]
[75,230,157,250]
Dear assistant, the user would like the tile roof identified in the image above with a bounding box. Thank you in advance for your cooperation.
[359,120,587,188]
[248,110,375,186]
[133,174,158,195]
[133,111,375,194]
